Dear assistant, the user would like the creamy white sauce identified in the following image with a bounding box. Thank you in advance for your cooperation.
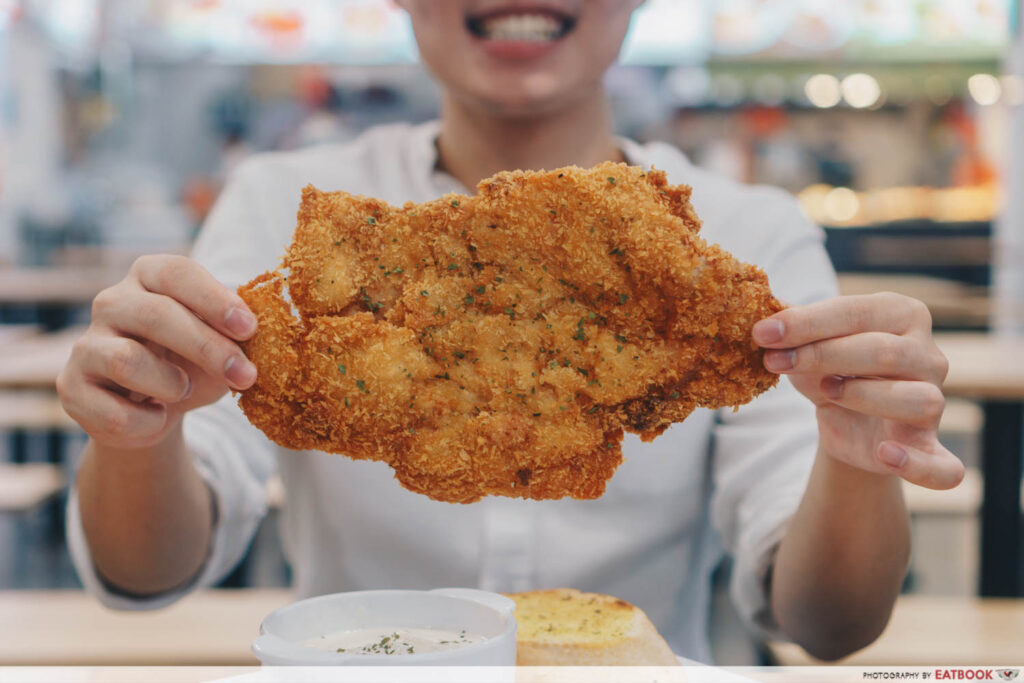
[303,627,485,655]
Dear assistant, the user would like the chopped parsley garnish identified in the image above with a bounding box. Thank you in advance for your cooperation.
[337,364,346,375]
[356,379,370,394]
[572,318,587,342]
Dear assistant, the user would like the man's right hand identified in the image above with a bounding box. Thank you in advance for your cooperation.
[57,255,258,451]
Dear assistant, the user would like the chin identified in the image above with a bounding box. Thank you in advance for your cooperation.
[458,71,594,120]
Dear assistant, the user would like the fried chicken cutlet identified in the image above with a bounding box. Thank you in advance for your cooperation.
[237,162,783,503]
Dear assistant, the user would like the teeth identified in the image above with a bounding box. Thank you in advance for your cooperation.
[482,14,563,42]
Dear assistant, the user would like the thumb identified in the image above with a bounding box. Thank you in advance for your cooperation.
[876,439,965,490]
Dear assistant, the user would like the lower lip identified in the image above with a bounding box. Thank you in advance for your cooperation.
[472,37,563,61]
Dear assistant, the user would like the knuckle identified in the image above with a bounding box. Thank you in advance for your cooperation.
[807,342,826,369]
[871,291,903,309]
[849,296,879,329]
[107,341,141,384]
[100,407,130,437]
[134,298,163,333]
[130,254,156,277]
[875,337,906,369]
[793,342,821,371]
[55,370,72,403]
[919,384,946,423]
[68,336,91,365]
[91,287,117,319]
[910,297,932,326]
[948,460,967,488]
[151,254,192,293]
[934,348,950,381]
[193,333,224,369]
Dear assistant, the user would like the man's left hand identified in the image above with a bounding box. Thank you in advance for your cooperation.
[753,293,964,490]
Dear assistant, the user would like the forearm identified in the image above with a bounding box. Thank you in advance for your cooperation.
[770,451,910,660]
[76,425,214,596]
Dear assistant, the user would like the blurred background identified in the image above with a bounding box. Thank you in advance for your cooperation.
[0,0,1022,668]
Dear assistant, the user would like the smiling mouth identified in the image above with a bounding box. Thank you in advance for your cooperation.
[466,10,578,43]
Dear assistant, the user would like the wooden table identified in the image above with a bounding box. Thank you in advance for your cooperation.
[768,595,1024,666]
[0,589,293,665]
[936,333,1024,596]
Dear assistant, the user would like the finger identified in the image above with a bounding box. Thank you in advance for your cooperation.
[763,332,935,380]
[877,440,965,490]
[129,255,257,341]
[60,376,168,444]
[820,376,944,430]
[77,335,192,404]
[100,290,257,390]
[753,293,932,349]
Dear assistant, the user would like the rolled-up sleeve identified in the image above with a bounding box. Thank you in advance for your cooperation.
[709,192,838,640]
[66,157,285,608]
[65,396,275,609]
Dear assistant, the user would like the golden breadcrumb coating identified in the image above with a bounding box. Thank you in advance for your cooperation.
[237,162,783,503]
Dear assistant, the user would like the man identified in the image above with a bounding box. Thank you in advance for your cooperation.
[58,1,960,662]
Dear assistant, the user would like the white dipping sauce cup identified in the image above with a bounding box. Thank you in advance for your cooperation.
[251,588,517,666]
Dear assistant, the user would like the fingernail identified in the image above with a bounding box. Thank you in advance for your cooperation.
[225,307,257,338]
[879,442,908,469]
[178,373,193,402]
[764,349,795,372]
[822,375,844,400]
[753,319,785,345]
[225,355,257,388]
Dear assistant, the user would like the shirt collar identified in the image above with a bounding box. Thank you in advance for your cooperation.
[413,119,653,195]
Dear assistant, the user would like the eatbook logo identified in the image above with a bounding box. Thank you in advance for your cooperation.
[997,671,1020,682]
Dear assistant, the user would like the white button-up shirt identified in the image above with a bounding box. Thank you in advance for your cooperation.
[67,121,838,663]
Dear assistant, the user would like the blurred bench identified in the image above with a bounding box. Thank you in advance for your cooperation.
[0,325,81,389]
[0,324,42,344]
[0,463,66,513]
[767,595,1024,666]
[0,390,78,432]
